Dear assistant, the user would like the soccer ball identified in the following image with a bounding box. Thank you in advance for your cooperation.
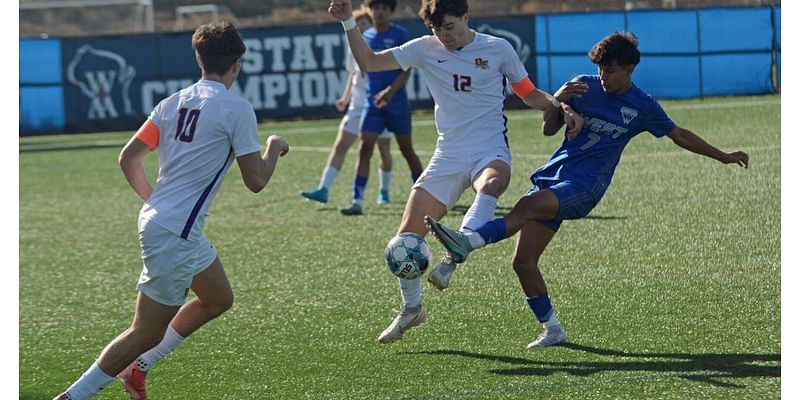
[385,233,432,279]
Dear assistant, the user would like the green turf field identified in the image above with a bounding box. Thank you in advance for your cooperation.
[20,95,780,399]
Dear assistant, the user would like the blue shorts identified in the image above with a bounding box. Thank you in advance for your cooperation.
[525,179,598,232]
[361,105,412,136]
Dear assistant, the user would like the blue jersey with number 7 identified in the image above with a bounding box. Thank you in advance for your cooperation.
[532,75,676,200]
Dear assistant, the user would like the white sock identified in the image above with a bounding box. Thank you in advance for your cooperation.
[465,231,486,249]
[543,313,561,329]
[460,193,498,232]
[379,169,392,192]
[319,166,339,189]
[65,361,114,400]
[136,324,185,372]
[398,277,421,309]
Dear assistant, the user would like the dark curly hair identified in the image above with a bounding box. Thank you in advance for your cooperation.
[419,0,468,28]
[365,0,397,12]
[191,20,246,75]
[588,32,640,66]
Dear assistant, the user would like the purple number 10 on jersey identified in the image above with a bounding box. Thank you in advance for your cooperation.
[175,108,201,143]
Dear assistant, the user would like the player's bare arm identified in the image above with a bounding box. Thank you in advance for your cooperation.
[667,126,749,168]
[375,69,411,108]
[337,71,355,112]
[329,0,402,72]
[237,135,290,193]
[541,79,589,137]
[119,129,155,201]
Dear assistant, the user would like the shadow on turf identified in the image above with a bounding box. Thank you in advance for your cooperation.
[410,343,779,388]
[307,203,624,221]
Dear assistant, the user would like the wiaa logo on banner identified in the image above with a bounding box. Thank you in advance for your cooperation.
[66,45,136,120]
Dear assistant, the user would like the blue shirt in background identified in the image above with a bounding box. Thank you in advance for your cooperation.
[362,23,411,112]
[532,75,677,200]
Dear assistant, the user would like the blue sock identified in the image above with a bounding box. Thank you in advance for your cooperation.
[526,293,554,323]
[411,171,422,183]
[353,175,368,201]
[475,218,507,244]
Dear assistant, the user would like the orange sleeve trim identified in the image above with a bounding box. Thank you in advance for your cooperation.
[511,77,536,99]
[134,119,160,150]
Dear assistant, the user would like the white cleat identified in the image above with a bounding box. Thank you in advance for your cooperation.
[378,305,426,344]
[427,254,456,291]
[526,325,567,348]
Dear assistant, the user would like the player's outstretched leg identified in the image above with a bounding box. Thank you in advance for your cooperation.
[118,361,148,400]
[378,304,426,344]
[427,253,455,290]
[424,216,474,263]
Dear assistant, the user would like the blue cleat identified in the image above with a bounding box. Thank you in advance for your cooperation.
[301,187,328,204]
[377,189,390,205]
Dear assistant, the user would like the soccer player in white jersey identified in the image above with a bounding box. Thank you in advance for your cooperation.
[301,7,396,205]
[329,0,585,343]
[53,21,289,400]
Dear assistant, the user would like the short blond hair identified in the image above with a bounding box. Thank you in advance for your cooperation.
[353,4,373,24]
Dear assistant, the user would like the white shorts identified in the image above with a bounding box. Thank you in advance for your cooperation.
[414,146,512,209]
[137,219,218,306]
[339,105,392,138]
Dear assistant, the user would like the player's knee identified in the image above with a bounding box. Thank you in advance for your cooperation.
[129,326,166,350]
[211,293,234,316]
[400,147,414,158]
[511,256,538,275]
[333,140,351,154]
[359,142,376,157]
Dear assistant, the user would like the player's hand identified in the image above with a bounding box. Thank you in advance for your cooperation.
[562,104,583,140]
[335,97,348,112]
[374,87,393,109]
[554,79,588,103]
[724,151,749,168]
[328,0,352,21]
[267,135,290,157]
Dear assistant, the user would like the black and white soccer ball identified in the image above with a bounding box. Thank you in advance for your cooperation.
[385,233,432,279]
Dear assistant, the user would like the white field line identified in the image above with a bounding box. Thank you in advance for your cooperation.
[274,98,780,136]
[291,144,779,161]
[19,98,779,152]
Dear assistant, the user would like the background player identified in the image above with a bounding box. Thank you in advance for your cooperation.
[426,32,749,349]
[54,21,289,400]
[340,0,425,215]
[301,6,396,206]
[329,0,584,343]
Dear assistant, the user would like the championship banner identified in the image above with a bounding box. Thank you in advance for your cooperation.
[56,16,536,134]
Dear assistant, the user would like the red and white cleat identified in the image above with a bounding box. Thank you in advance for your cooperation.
[118,362,148,400]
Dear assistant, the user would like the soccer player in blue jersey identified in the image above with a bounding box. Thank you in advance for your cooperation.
[425,32,749,348]
[340,0,425,215]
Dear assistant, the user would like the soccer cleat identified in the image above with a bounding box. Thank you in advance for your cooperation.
[526,325,567,349]
[424,215,472,263]
[377,189,390,205]
[378,305,426,344]
[340,203,363,216]
[118,362,148,400]
[300,187,328,204]
[53,394,67,400]
[427,253,456,290]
